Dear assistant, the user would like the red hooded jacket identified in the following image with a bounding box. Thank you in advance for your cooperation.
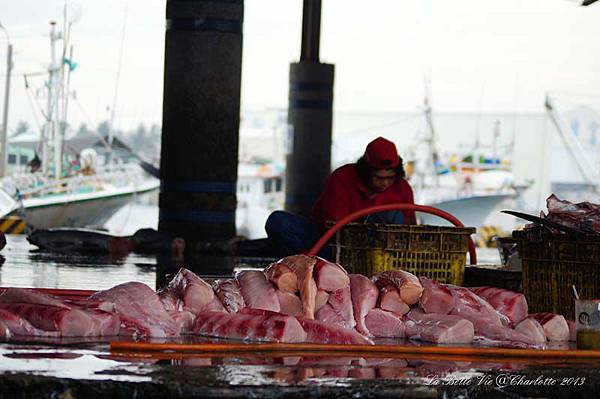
[311,163,415,224]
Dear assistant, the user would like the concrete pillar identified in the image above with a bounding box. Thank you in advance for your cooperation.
[285,0,334,217]
[285,62,334,216]
[159,0,243,247]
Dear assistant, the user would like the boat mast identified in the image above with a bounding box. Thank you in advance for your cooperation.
[423,78,439,188]
[42,21,60,176]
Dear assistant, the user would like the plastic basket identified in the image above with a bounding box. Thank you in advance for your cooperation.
[514,229,600,318]
[331,223,475,284]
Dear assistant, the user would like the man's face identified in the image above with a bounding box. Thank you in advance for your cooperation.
[369,169,397,192]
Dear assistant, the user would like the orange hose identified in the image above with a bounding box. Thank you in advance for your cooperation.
[110,341,600,360]
[308,203,477,264]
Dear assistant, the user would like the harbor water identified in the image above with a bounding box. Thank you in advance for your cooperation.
[0,203,501,290]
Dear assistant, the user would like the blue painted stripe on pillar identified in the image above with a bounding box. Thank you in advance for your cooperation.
[289,99,332,109]
[167,18,242,34]
[290,82,333,91]
[161,180,236,194]
[285,194,319,206]
[160,209,235,223]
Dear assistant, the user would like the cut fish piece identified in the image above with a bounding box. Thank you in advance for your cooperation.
[277,290,303,317]
[193,311,306,343]
[326,286,355,329]
[313,257,350,291]
[530,313,570,342]
[0,308,60,337]
[158,268,226,314]
[239,308,373,345]
[364,309,405,338]
[350,274,379,336]
[419,277,455,315]
[378,286,409,316]
[469,287,528,325]
[297,317,374,345]
[0,288,115,313]
[168,310,196,333]
[373,270,423,305]
[213,279,245,313]
[92,281,181,337]
[236,270,280,313]
[0,320,9,340]
[315,304,346,326]
[315,290,329,313]
[0,302,117,337]
[0,291,120,337]
[447,285,505,331]
[264,260,298,293]
[277,255,318,319]
[404,310,474,344]
[514,318,546,343]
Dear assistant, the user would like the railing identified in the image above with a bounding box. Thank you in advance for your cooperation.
[0,164,156,201]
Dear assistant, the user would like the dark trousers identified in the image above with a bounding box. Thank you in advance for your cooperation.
[236,209,409,260]
[265,211,327,258]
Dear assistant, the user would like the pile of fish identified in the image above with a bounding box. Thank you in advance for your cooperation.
[535,194,600,234]
[0,255,575,348]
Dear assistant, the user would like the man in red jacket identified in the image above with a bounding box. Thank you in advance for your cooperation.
[264,137,415,257]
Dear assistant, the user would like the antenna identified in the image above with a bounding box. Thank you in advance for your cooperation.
[108,5,128,166]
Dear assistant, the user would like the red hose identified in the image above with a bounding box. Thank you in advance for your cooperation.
[307,203,477,265]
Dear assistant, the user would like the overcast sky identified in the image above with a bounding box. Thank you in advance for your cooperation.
[1,0,600,134]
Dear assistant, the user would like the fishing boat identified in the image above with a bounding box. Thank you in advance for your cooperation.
[0,20,159,233]
[408,88,528,227]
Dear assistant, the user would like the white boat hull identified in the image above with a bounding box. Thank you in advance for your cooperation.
[5,181,159,230]
[418,194,514,228]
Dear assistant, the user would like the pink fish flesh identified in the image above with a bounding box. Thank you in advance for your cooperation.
[0,308,60,338]
[0,302,118,337]
[350,274,379,336]
[193,311,306,343]
[264,260,298,293]
[313,257,350,291]
[378,286,409,316]
[315,290,329,313]
[325,286,355,329]
[373,270,423,305]
[236,270,280,313]
[278,255,317,319]
[404,310,474,344]
[447,285,506,331]
[514,318,546,343]
[213,279,245,313]
[364,309,405,338]
[419,277,455,315]
[277,290,303,317]
[530,313,570,342]
[158,268,226,314]
[91,281,180,337]
[469,287,528,325]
